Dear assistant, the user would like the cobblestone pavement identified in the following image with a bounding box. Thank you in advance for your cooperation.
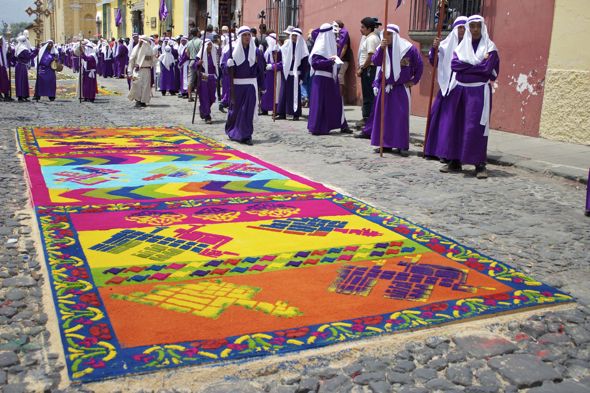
[0,73,589,392]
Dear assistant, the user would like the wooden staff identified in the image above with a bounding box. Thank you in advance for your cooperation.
[8,47,13,100]
[422,0,446,156]
[378,1,391,157]
[272,0,280,121]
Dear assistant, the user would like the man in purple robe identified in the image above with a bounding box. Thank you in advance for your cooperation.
[224,26,265,145]
[260,32,281,115]
[369,24,423,156]
[0,36,12,101]
[97,40,105,77]
[102,40,114,78]
[219,32,235,112]
[115,39,128,78]
[334,20,351,100]
[196,39,218,123]
[423,16,468,163]
[307,23,352,135]
[450,15,499,179]
[80,42,98,102]
[33,40,58,101]
[277,28,309,121]
[158,44,176,95]
[14,35,37,102]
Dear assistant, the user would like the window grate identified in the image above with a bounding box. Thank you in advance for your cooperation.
[409,0,484,32]
[265,0,300,35]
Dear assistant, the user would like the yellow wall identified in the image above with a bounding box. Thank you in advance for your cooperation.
[539,0,590,145]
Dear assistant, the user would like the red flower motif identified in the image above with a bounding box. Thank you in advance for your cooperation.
[394,226,411,235]
[421,303,448,312]
[421,311,434,318]
[193,339,228,350]
[182,347,200,357]
[84,358,106,369]
[513,277,524,284]
[351,324,365,332]
[78,337,99,348]
[361,316,383,325]
[227,343,248,351]
[271,337,286,345]
[465,260,487,271]
[89,323,112,340]
[311,331,329,339]
[80,293,101,307]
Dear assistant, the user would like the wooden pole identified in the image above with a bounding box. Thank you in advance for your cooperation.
[192,14,208,124]
[78,36,83,103]
[228,23,235,110]
[378,0,390,158]
[272,0,280,121]
[422,0,446,157]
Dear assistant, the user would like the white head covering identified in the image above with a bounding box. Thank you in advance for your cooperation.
[309,23,338,80]
[200,39,218,76]
[232,26,256,67]
[280,28,309,112]
[264,33,278,63]
[437,16,468,96]
[15,35,30,57]
[222,32,236,54]
[36,39,58,67]
[101,40,113,59]
[0,36,8,68]
[132,35,153,68]
[383,24,413,82]
[454,15,497,65]
[159,44,174,70]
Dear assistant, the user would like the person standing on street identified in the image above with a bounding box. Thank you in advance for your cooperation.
[355,17,381,131]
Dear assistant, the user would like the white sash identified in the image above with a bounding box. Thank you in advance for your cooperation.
[457,81,491,136]
[234,77,259,123]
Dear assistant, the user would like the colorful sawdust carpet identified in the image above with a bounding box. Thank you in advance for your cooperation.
[11,79,120,99]
[18,126,573,382]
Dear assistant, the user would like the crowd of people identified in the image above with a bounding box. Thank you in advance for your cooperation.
[0,14,499,178]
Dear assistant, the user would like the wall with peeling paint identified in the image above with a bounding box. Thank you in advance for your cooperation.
[241,0,559,138]
[539,0,590,145]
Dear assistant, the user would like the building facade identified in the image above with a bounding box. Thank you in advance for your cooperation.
[43,0,97,43]
[239,0,589,144]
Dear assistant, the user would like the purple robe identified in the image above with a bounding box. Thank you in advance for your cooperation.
[171,47,180,92]
[0,44,10,95]
[34,51,57,98]
[278,45,309,117]
[178,50,189,95]
[160,59,177,92]
[72,55,80,73]
[15,49,36,98]
[81,53,97,101]
[586,169,590,215]
[196,53,217,120]
[424,48,463,159]
[369,45,423,150]
[220,52,231,107]
[115,45,128,77]
[450,39,500,165]
[260,51,282,112]
[103,56,114,78]
[308,55,347,135]
[223,47,265,142]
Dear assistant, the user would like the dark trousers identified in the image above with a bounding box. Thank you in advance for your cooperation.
[361,65,377,119]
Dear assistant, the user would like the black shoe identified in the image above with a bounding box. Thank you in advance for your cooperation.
[261,111,269,116]
[373,147,393,154]
[276,115,286,120]
[399,149,410,157]
[32,96,40,101]
[139,102,147,107]
[340,128,353,134]
[188,97,194,102]
[49,97,55,102]
[17,97,25,102]
[292,116,299,121]
[4,96,14,102]
[162,91,167,96]
[241,138,253,146]
[475,165,488,179]
[440,160,462,173]
[354,133,371,139]
[205,117,212,124]
[219,105,226,113]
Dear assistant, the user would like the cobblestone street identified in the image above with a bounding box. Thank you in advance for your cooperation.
[1,74,589,393]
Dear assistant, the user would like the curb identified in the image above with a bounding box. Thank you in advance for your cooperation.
[408,133,588,185]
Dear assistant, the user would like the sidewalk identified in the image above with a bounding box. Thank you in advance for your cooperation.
[344,105,590,184]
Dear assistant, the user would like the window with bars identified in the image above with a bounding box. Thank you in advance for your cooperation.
[408,0,484,52]
[265,0,300,35]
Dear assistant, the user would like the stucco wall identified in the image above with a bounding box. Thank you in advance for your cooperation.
[539,0,590,145]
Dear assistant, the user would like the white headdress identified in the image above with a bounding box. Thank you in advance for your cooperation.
[159,44,174,70]
[437,16,468,96]
[280,28,309,112]
[0,36,8,68]
[232,26,256,67]
[454,15,497,65]
[264,33,278,63]
[383,24,413,82]
[309,23,338,80]
[200,39,218,76]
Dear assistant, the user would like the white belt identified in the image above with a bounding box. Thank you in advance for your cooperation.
[457,80,491,136]
[233,77,259,123]
[87,69,96,78]
[314,70,334,79]
[288,71,301,76]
